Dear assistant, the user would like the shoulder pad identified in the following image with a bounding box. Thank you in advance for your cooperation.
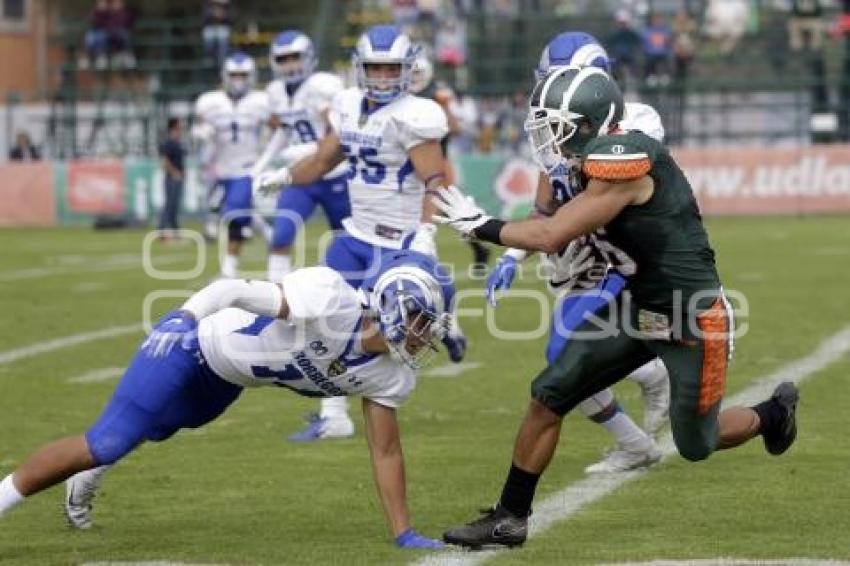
[392,96,448,144]
[583,133,656,182]
[622,102,665,142]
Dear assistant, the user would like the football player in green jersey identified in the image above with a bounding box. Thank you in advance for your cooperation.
[433,65,800,549]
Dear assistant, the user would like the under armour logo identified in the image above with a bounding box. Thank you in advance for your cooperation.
[611,144,625,154]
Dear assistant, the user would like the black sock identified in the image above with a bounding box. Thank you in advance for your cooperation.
[752,398,784,434]
[499,463,539,518]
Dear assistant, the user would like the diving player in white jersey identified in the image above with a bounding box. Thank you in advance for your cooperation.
[193,52,271,278]
[485,32,671,474]
[251,30,351,284]
[0,251,452,549]
[256,25,466,443]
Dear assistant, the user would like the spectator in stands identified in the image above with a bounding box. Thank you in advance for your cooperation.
[642,13,673,86]
[503,90,528,155]
[158,118,186,241]
[203,0,232,67]
[105,0,136,69]
[82,0,110,70]
[8,132,41,162]
[606,9,643,92]
[448,87,479,154]
[788,0,825,52]
[703,0,748,55]
[672,9,697,83]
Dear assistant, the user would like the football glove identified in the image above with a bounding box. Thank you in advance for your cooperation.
[486,255,519,307]
[141,310,198,358]
[408,222,438,257]
[432,186,491,239]
[395,528,445,549]
[253,166,292,196]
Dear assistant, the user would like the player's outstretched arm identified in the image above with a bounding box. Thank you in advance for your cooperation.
[499,175,654,253]
[181,279,289,321]
[255,132,345,194]
[408,140,449,257]
[362,398,443,548]
[250,127,288,178]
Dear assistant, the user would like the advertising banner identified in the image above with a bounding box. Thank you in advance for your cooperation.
[0,162,55,227]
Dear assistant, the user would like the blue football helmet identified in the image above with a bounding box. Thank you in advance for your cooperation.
[270,30,316,85]
[535,31,611,81]
[352,25,418,104]
[362,251,454,369]
[222,52,256,97]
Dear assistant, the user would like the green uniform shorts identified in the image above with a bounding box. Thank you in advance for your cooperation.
[531,292,732,461]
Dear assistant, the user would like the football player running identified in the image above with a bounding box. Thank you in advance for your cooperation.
[486,31,669,474]
[256,25,466,443]
[0,251,451,549]
[252,30,351,284]
[435,67,800,549]
[193,52,271,278]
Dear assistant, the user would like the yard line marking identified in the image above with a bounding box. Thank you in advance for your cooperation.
[67,367,125,384]
[424,362,483,378]
[0,324,142,366]
[412,325,850,566]
[0,253,193,282]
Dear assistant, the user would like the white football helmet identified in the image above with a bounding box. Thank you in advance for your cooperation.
[221,52,256,98]
[269,30,316,85]
[409,52,434,94]
[352,25,418,104]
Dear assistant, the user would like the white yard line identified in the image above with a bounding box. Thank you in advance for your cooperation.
[0,253,193,282]
[66,367,126,384]
[424,362,483,378]
[412,326,850,566]
[0,324,142,366]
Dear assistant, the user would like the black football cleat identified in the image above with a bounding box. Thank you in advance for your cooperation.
[763,381,799,455]
[443,504,527,549]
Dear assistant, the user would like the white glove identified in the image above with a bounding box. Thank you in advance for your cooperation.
[431,185,492,238]
[253,166,292,196]
[409,222,438,257]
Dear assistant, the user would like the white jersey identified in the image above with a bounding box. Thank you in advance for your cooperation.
[194,90,271,179]
[266,72,349,179]
[543,101,664,295]
[329,88,448,248]
[198,267,415,408]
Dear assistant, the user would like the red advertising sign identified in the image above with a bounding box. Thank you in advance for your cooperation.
[66,160,126,214]
[673,145,850,215]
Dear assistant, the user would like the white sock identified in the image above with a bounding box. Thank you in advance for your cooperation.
[600,411,651,450]
[320,396,350,420]
[0,474,25,517]
[627,358,667,387]
[221,253,239,278]
[267,254,292,282]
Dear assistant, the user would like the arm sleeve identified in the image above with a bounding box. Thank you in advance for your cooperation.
[181,279,283,320]
[582,134,657,182]
[395,98,449,150]
[280,266,358,320]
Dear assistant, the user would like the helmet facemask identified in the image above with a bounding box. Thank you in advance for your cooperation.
[370,266,448,370]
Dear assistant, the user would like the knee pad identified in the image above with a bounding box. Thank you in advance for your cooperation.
[577,389,617,420]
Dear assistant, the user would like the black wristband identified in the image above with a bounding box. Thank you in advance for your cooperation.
[473,218,506,245]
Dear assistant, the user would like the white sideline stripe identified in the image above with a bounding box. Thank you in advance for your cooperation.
[424,362,483,378]
[412,326,850,566]
[600,560,850,566]
[67,367,125,384]
[0,324,142,366]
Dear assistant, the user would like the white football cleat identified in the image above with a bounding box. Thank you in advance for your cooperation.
[64,465,109,530]
[584,441,662,474]
[288,413,355,443]
[640,371,670,437]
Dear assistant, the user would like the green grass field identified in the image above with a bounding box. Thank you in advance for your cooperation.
[1,217,849,565]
